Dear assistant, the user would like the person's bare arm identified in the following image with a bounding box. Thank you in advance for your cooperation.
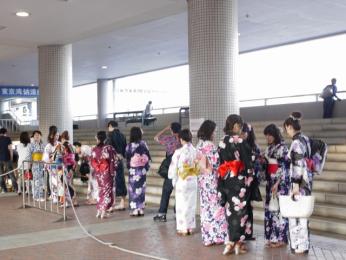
[154,125,170,143]
[8,144,13,161]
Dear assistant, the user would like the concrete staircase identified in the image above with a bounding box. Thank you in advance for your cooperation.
[73,117,346,237]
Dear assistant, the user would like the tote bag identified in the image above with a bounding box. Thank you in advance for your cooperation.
[268,194,279,212]
[279,195,315,218]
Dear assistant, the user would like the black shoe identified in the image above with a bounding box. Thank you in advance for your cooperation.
[153,214,167,222]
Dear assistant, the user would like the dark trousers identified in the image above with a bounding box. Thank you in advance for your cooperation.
[114,161,127,197]
[0,161,18,192]
[323,98,335,118]
[158,178,174,214]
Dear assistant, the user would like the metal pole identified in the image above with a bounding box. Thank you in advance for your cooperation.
[63,166,66,221]
[44,164,47,211]
[22,162,25,209]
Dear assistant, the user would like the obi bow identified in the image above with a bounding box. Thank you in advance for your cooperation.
[130,153,149,168]
[179,163,200,180]
[218,160,245,178]
[91,159,109,172]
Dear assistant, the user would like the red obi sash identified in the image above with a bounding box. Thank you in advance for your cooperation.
[218,160,245,178]
[267,164,279,175]
[91,159,109,172]
[305,158,314,172]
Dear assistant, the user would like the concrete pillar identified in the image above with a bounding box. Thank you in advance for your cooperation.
[38,45,73,141]
[188,0,239,140]
[97,79,110,129]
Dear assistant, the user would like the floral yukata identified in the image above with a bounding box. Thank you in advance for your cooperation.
[196,140,228,246]
[169,143,199,232]
[217,135,253,243]
[287,133,327,254]
[43,142,63,204]
[30,141,45,200]
[125,141,150,211]
[91,144,117,212]
[263,141,290,244]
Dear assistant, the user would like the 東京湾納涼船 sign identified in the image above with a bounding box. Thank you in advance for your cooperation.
[0,86,39,97]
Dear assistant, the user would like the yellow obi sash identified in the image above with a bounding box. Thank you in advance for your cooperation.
[32,152,43,161]
[178,163,200,180]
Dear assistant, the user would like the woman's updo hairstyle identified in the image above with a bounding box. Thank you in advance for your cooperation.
[283,112,302,131]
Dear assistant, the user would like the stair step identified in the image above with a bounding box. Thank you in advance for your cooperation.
[252,208,346,236]
[314,171,346,182]
[258,186,346,205]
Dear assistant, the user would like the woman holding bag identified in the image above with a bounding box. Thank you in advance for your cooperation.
[262,124,290,248]
[283,112,314,255]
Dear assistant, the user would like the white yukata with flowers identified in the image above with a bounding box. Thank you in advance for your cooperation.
[168,143,198,232]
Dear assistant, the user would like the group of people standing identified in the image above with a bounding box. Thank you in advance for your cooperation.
[0,111,326,256]
[152,112,326,256]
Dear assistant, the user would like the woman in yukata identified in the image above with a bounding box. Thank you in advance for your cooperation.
[59,131,78,207]
[168,128,199,236]
[217,114,253,256]
[30,130,45,201]
[196,120,228,246]
[43,125,61,204]
[262,124,290,248]
[241,122,262,240]
[283,112,327,255]
[91,131,117,219]
[125,127,150,217]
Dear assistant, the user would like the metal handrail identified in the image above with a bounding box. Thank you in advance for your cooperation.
[240,90,346,106]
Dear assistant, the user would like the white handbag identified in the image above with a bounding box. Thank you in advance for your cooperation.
[279,195,315,218]
[268,194,279,212]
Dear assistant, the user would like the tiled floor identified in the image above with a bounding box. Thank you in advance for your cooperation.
[0,193,345,260]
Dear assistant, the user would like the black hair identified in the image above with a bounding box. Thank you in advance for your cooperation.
[170,122,181,134]
[129,127,142,143]
[0,128,7,134]
[283,112,302,131]
[197,120,216,141]
[179,128,192,143]
[31,130,42,138]
[20,132,30,147]
[263,124,283,145]
[63,141,73,154]
[96,131,107,147]
[242,122,256,148]
[107,121,118,128]
[223,114,243,135]
[73,141,82,147]
[48,125,58,145]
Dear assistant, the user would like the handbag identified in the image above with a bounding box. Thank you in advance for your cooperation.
[268,194,279,212]
[279,195,315,218]
[157,154,172,179]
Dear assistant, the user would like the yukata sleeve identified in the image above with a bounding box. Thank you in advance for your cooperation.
[168,150,179,187]
[240,142,254,174]
[289,140,305,185]
[157,135,169,146]
[125,144,132,169]
[42,144,51,163]
[142,142,151,171]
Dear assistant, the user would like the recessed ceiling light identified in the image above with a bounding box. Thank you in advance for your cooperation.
[16,11,30,17]
[101,66,108,69]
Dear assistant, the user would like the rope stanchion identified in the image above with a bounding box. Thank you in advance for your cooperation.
[62,174,169,260]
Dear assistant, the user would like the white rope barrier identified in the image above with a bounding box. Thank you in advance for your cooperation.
[63,174,169,260]
[0,167,20,177]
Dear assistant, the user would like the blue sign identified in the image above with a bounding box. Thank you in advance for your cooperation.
[0,86,39,97]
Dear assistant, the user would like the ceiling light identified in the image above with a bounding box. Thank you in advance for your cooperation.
[16,11,30,17]
[101,66,108,69]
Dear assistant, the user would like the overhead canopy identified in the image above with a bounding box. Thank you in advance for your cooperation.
[0,0,346,86]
